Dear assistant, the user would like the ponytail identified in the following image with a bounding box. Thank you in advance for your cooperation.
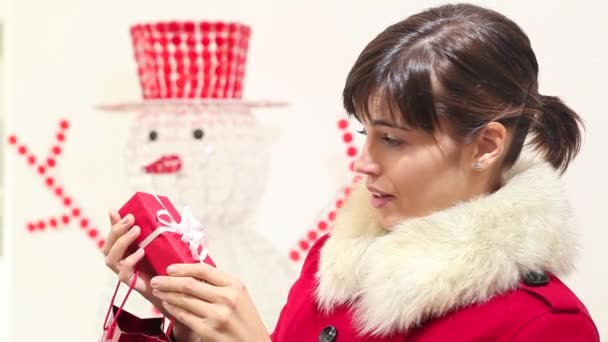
[529,95,584,173]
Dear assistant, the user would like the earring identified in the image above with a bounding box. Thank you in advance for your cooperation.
[473,162,483,170]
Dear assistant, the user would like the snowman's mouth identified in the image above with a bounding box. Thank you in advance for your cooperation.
[143,154,183,174]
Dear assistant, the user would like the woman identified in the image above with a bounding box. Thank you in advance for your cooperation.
[103,3,599,341]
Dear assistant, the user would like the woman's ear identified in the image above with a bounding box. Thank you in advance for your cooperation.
[471,122,507,171]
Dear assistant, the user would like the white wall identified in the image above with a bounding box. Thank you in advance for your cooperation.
[1,1,10,342]
[2,0,607,340]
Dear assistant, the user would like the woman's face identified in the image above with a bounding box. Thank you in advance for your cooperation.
[353,111,482,229]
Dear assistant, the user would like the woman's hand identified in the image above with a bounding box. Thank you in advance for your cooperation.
[102,210,199,342]
[150,263,270,342]
[102,210,155,298]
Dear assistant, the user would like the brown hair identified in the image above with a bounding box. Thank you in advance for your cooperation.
[343,3,583,172]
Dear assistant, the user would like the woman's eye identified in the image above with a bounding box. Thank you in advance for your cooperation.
[356,129,367,135]
[382,135,402,147]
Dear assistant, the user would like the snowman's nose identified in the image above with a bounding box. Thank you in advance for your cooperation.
[143,154,183,174]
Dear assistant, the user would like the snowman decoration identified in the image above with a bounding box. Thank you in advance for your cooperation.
[100,21,297,328]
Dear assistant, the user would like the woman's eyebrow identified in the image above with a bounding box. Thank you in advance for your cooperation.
[371,119,410,131]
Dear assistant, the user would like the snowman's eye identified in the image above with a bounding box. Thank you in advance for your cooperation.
[193,128,204,140]
[149,130,158,141]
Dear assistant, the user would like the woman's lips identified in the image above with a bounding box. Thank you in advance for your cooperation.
[370,192,394,208]
[367,186,394,208]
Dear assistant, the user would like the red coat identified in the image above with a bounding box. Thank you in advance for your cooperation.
[271,235,598,342]
[272,160,599,341]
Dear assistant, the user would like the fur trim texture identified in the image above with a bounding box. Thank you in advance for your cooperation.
[315,155,577,336]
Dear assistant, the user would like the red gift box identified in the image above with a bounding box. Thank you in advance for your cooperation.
[118,192,215,276]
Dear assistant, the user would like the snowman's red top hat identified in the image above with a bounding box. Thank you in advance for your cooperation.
[99,20,284,111]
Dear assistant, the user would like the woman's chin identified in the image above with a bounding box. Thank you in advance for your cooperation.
[375,213,399,231]
[375,209,415,231]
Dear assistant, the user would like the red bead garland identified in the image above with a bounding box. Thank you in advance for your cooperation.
[289,118,361,262]
[8,119,104,248]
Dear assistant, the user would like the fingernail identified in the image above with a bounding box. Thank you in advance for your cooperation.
[167,265,177,274]
[131,226,140,235]
[150,277,158,288]
[121,215,131,224]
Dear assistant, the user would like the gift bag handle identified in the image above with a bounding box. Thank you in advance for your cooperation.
[102,268,140,339]
[101,268,175,340]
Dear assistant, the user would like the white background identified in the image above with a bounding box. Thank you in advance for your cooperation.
[0,0,606,340]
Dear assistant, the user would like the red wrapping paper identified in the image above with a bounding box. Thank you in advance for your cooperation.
[118,192,215,276]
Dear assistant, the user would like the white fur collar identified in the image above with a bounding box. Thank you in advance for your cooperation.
[315,155,578,337]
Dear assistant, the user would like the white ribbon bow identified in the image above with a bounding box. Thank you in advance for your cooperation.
[138,205,208,263]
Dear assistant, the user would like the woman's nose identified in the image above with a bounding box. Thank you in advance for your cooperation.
[353,147,380,176]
